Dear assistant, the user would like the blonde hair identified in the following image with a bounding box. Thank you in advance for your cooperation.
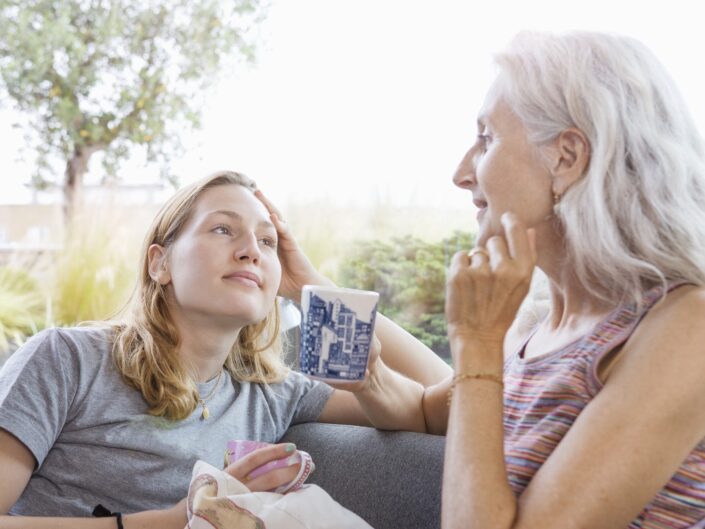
[112,170,287,421]
[494,31,705,306]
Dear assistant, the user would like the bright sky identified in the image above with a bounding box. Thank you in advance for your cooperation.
[2,0,704,210]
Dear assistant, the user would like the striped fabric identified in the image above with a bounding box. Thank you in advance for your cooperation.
[503,284,705,528]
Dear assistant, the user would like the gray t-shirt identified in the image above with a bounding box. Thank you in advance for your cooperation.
[0,326,333,515]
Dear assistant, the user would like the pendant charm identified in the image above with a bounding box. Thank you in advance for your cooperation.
[200,401,210,420]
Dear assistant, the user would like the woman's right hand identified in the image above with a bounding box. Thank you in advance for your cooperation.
[255,190,335,301]
[224,443,302,492]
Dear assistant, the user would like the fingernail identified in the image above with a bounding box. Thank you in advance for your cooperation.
[285,443,296,453]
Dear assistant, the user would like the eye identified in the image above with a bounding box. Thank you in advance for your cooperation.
[212,224,232,235]
[477,134,491,146]
[259,236,278,249]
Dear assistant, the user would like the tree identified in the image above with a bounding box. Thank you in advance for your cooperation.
[0,0,266,220]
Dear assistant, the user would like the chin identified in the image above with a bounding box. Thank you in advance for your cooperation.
[234,307,272,328]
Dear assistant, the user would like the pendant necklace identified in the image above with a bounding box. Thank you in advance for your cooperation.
[198,369,223,420]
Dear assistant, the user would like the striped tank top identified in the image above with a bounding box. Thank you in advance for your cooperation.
[503,284,705,528]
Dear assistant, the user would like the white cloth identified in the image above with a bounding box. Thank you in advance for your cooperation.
[186,461,374,529]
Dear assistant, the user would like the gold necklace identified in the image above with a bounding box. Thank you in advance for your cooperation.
[197,369,223,420]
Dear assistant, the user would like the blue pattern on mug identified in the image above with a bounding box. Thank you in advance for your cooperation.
[300,292,378,380]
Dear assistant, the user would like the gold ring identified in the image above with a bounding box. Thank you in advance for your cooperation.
[468,247,489,259]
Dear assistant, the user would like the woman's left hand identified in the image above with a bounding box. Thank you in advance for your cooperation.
[255,190,335,301]
[446,213,537,357]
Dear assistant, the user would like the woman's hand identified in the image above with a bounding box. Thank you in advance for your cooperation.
[255,190,335,301]
[446,213,536,358]
[224,443,301,492]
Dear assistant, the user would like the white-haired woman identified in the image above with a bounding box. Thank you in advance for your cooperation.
[427,31,705,529]
[0,171,450,528]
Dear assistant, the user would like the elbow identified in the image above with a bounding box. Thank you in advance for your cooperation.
[422,384,449,435]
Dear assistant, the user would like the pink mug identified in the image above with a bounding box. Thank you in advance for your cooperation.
[225,440,315,493]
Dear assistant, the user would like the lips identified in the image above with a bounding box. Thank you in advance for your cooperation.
[223,271,262,288]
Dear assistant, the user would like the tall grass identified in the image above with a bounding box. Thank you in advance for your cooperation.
[0,266,46,358]
[49,207,149,325]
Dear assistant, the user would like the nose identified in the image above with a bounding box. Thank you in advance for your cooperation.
[234,232,261,263]
[452,146,477,190]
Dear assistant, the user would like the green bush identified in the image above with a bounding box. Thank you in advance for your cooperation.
[337,230,474,359]
[0,266,46,354]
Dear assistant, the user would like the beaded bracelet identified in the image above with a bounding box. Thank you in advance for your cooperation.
[446,372,504,406]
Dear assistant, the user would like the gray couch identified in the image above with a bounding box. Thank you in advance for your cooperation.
[280,423,445,529]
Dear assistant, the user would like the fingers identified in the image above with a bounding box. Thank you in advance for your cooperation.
[500,212,535,265]
[254,189,284,221]
[245,462,300,492]
[225,443,297,483]
[486,236,509,269]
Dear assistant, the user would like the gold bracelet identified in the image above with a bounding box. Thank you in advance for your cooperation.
[447,372,504,406]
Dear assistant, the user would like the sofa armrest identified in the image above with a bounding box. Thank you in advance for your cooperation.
[280,423,444,529]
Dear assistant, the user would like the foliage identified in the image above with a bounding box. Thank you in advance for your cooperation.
[337,230,475,358]
[0,0,267,215]
[50,208,142,325]
[0,266,46,355]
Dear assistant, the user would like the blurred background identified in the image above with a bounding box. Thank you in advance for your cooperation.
[1,0,703,362]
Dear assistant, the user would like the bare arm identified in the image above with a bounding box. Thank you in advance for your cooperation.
[0,428,186,528]
[0,430,305,528]
[444,286,705,529]
[375,313,453,386]
[318,358,427,432]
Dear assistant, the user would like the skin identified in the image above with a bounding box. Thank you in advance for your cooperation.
[438,82,705,529]
[1,183,450,528]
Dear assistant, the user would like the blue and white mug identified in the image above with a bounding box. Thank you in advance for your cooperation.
[299,285,379,382]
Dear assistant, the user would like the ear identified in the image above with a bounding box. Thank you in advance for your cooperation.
[147,244,171,286]
[549,128,590,196]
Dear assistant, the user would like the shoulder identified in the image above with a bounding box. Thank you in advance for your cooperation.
[4,326,114,372]
[631,284,705,345]
[610,285,705,399]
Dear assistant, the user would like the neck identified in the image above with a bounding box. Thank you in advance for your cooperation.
[167,304,244,383]
[535,229,614,331]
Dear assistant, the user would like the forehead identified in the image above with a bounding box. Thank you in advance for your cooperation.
[477,78,514,128]
[192,184,270,223]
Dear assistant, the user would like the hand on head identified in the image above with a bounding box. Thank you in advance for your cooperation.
[255,189,336,302]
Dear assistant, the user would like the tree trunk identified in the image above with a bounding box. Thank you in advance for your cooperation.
[63,145,100,225]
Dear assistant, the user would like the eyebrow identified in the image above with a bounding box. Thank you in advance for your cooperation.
[205,209,276,231]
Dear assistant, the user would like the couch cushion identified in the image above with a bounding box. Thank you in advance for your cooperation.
[281,423,444,529]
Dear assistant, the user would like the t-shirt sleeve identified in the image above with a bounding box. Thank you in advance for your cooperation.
[0,329,79,467]
[289,373,334,425]
[264,370,334,437]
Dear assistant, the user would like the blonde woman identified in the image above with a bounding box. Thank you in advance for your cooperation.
[0,171,450,528]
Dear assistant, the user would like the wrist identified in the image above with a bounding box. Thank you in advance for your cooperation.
[357,357,386,396]
[123,502,187,529]
[449,336,504,375]
[447,325,505,347]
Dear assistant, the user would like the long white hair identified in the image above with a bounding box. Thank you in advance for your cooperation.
[495,31,705,306]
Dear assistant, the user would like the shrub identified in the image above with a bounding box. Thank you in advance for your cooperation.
[337,230,474,359]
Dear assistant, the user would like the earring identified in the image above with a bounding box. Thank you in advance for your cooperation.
[552,191,561,216]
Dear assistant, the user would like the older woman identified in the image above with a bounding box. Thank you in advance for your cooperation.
[434,31,705,529]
